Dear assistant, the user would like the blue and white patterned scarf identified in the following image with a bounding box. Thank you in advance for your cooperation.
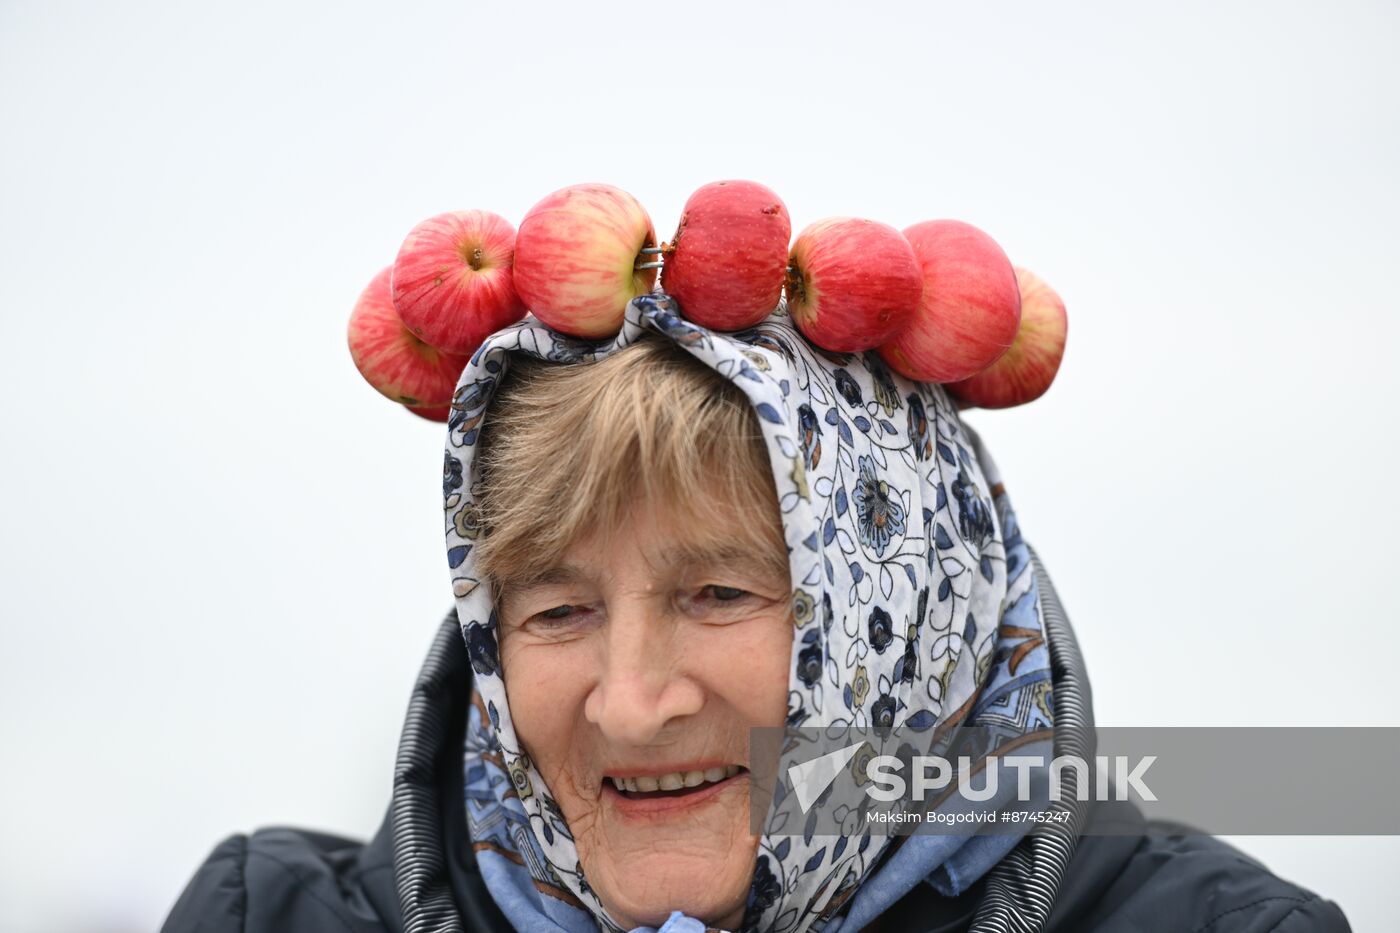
[443,294,1053,933]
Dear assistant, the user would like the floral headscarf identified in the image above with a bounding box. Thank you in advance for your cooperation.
[445,294,1053,933]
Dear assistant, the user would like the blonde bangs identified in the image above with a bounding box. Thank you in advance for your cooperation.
[473,334,788,595]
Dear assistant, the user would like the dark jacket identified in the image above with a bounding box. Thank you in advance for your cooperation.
[161,611,1350,933]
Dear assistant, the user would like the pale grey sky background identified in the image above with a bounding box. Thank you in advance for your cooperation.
[1,1,1397,930]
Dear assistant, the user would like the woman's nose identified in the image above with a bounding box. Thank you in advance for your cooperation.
[583,608,704,746]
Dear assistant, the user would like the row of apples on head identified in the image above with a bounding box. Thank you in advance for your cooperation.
[347,180,1068,421]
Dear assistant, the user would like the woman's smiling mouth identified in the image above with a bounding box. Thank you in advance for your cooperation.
[602,764,749,817]
[608,764,742,794]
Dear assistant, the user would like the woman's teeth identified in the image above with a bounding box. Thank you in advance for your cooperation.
[610,765,741,793]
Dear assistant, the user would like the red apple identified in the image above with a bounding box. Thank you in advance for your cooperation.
[877,220,1020,383]
[785,218,922,352]
[391,209,527,355]
[512,183,657,338]
[946,266,1067,408]
[660,180,791,329]
[347,267,469,408]
[406,404,451,422]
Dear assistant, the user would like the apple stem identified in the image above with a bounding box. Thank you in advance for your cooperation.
[784,264,805,304]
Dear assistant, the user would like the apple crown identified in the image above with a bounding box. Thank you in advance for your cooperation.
[348,180,1067,422]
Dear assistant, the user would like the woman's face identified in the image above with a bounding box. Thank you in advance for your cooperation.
[498,503,793,930]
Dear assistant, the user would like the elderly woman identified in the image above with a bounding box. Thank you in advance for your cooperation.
[163,295,1349,932]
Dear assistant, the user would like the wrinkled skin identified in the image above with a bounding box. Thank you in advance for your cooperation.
[498,505,793,930]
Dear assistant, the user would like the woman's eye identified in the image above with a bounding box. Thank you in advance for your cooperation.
[705,585,748,602]
[517,603,596,637]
